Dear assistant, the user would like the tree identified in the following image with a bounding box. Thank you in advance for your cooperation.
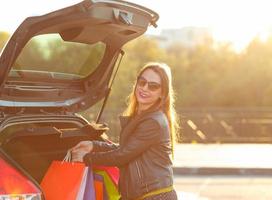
[0,32,10,51]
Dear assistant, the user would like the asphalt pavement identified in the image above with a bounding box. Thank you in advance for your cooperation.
[172,144,272,199]
[172,143,272,175]
[174,175,272,200]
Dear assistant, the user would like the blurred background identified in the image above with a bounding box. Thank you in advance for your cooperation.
[1,0,272,199]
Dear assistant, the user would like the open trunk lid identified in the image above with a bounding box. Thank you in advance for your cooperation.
[0,0,158,114]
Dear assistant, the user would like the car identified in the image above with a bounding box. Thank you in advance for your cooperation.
[0,0,158,199]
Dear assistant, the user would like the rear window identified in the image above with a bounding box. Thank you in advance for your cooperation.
[9,34,106,80]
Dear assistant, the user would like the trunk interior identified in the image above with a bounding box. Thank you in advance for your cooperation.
[0,120,105,184]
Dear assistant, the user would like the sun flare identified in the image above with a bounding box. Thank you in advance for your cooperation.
[133,0,272,52]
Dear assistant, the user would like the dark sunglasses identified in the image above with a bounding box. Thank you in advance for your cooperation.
[137,76,161,91]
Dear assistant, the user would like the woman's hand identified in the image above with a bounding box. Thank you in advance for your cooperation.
[71,141,93,162]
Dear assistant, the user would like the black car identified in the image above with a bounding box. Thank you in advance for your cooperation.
[0,0,158,199]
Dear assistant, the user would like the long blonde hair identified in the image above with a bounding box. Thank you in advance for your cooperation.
[123,62,179,155]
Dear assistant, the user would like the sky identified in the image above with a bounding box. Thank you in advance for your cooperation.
[1,0,272,51]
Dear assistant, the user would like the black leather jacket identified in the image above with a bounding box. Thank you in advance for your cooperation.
[83,110,174,200]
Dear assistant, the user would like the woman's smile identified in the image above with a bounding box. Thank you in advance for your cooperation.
[135,68,162,112]
[138,90,150,98]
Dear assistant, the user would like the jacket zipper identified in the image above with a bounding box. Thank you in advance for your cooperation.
[136,160,149,193]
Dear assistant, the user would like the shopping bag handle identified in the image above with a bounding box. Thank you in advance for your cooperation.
[62,150,72,163]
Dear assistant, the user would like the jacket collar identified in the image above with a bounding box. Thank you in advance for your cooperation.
[119,107,162,129]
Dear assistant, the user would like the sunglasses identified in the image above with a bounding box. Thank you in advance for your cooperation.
[137,76,161,91]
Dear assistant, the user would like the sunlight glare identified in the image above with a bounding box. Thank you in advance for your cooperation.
[209,0,272,52]
[138,0,272,52]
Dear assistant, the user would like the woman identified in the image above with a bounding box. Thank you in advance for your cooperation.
[71,62,179,200]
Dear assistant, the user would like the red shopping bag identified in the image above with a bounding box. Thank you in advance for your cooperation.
[40,161,86,200]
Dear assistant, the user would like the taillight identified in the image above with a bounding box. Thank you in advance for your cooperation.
[0,157,42,200]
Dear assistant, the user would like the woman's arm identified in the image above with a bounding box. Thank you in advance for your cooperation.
[92,140,119,152]
[83,118,163,167]
[71,140,119,162]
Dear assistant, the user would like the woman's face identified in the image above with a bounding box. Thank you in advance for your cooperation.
[135,68,162,112]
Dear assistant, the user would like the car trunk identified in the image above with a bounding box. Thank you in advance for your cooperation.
[0,0,159,196]
[0,115,106,184]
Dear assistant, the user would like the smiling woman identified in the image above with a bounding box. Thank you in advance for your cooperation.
[71,62,179,200]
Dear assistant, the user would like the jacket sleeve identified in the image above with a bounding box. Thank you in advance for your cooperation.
[92,140,119,152]
[84,118,162,167]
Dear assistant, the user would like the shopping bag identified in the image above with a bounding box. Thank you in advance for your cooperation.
[93,165,119,187]
[94,173,109,200]
[94,170,120,200]
[77,167,89,200]
[94,178,104,200]
[40,160,86,200]
[83,167,96,200]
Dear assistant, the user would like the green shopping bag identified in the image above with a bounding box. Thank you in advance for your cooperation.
[93,170,120,200]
